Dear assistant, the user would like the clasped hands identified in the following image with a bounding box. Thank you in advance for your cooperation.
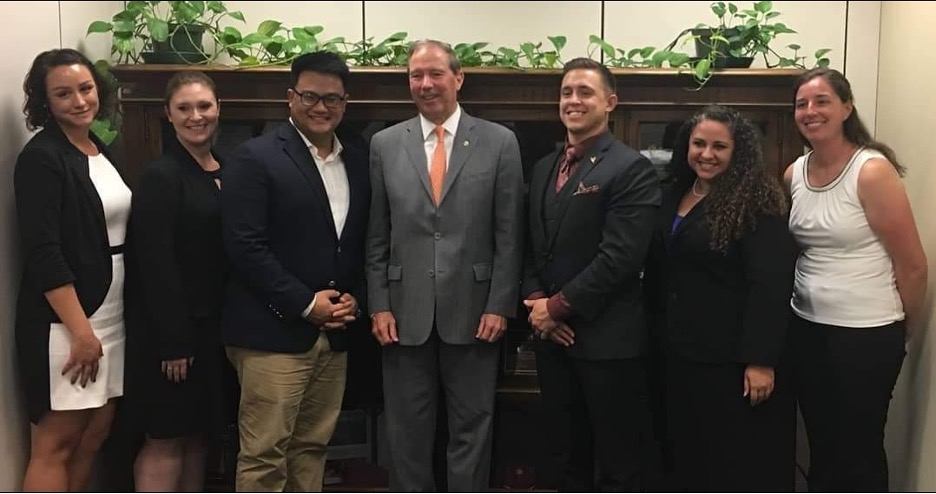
[305,289,359,330]
[523,298,575,347]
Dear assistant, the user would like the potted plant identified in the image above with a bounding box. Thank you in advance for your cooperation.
[647,1,831,86]
[87,0,245,64]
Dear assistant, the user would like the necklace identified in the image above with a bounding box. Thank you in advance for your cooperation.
[692,178,708,198]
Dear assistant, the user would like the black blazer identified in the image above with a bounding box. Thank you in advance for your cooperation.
[14,123,125,329]
[220,122,370,353]
[644,182,796,366]
[125,136,228,360]
[522,131,661,360]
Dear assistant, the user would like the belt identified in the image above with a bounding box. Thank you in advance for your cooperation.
[109,244,125,255]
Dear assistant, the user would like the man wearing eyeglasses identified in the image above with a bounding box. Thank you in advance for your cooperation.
[366,39,524,491]
[220,51,370,492]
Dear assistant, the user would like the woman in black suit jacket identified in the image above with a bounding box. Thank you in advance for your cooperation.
[14,49,129,491]
[644,105,797,491]
[126,71,229,492]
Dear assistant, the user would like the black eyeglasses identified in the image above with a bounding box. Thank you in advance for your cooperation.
[291,88,347,109]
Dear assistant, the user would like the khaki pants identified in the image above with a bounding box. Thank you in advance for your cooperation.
[226,333,347,492]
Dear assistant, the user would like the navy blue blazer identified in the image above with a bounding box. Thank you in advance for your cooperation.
[220,122,370,353]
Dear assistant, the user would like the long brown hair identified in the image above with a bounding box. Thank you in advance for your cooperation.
[794,67,905,176]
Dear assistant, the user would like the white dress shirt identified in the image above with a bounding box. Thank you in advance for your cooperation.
[291,119,350,317]
[291,119,350,237]
[420,104,462,173]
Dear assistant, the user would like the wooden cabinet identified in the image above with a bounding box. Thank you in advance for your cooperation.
[112,65,804,189]
[110,64,805,490]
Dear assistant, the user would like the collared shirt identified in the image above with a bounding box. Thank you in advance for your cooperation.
[419,104,462,173]
[290,118,349,238]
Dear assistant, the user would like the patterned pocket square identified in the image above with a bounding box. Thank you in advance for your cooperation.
[573,182,600,196]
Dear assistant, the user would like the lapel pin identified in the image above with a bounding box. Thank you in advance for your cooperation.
[463,140,469,147]
[589,156,597,164]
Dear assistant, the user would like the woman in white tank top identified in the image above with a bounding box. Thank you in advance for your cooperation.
[784,68,927,492]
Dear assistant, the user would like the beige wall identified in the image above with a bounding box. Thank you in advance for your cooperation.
[0,0,896,490]
[877,2,936,491]
[0,1,121,490]
[222,1,849,67]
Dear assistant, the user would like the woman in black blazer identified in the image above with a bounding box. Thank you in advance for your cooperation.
[126,71,229,492]
[14,49,130,491]
[644,105,797,491]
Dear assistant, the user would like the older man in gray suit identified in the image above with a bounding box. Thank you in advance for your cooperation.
[366,39,524,492]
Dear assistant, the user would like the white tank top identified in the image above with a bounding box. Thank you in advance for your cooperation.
[788,147,903,328]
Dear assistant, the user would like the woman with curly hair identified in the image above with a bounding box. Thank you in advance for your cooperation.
[644,105,797,491]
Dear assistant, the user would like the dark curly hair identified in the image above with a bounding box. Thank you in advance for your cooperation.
[667,105,789,253]
[22,48,115,131]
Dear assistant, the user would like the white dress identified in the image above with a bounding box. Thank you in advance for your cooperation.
[48,153,131,411]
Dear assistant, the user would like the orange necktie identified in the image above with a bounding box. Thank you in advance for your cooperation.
[430,125,446,205]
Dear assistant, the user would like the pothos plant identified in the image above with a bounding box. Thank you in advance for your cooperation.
[86,0,246,64]
[588,1,831,88]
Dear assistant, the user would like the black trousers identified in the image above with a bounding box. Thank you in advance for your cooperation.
[791,315,906,492]
[664,351,796,492]
[535,346,650,492]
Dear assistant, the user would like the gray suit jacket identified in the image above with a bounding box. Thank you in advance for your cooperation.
[366,111,524,345]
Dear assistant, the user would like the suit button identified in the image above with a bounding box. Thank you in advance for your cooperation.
[328,280,336,288]
[547,254,554,261]
[434,232,441,240]
[337,246,342,253]
[429,269,435,278]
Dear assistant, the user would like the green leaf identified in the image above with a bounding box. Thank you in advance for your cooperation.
[766,11,780,19]
[548,35,567,52]
[148,18,169,42]
[228,10,245,22]
[91,119,117,146]
[640,46,656,58]
[755,1,773,13]
[112,19,137,35]
[816,58,830,68]
[668,52,691,67]
[814,48,832,58]
[257,20,282,37]
[650,50,671,67]
[589,35,615,60]
[242,32,267,45]
[87,21,112,35]
[787,43,801,51]
[239,55,260,66]
[728,3,738,14]
[694,58,711,80]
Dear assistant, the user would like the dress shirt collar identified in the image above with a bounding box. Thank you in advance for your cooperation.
[289,118,343,162]
[420,104,462,141]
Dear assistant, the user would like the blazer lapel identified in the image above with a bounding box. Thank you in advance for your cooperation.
[532,148,560,247]
[662,183,706,247]
[546,132,613,251]
[403,118,434,204]
[70,151,108,238]
[279,125,338,240]
[439,114,478,205]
